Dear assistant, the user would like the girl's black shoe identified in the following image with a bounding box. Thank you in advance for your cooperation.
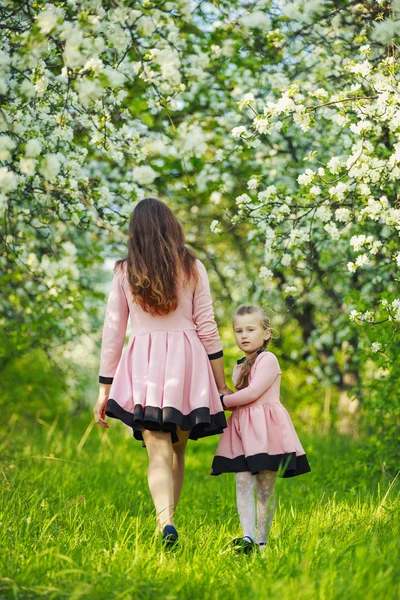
[231,536,256,554]
[162,525,179,548]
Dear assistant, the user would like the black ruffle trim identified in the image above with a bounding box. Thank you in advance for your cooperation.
[106,399,227,444]
[210,452,311,478]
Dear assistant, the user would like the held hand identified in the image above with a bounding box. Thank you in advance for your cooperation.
[93,392,109,428]
[219,385,234,396]
[219,386,235,412]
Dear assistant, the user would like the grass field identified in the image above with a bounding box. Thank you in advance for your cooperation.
[1,412,399,600]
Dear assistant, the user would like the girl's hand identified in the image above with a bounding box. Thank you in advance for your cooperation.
[93,391,109,428]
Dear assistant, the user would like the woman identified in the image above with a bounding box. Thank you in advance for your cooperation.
[93,197,231,545]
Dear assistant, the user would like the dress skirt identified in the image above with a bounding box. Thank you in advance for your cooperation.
[211,400,311,478]
[105,329,227,443]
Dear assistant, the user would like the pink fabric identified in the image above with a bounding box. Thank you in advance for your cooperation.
[214,352,306,459]
[99,259,223,417]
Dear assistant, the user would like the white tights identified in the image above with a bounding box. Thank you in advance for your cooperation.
[236,470,277,543]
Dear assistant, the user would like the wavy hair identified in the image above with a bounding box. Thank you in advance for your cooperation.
[115,198,198,315]
[234,304,276,390]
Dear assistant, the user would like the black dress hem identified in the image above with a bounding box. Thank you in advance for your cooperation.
[106,398,227,444]
[210,452,311,478]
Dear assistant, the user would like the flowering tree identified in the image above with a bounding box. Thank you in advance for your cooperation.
[221,0,400,432]
[1,0,399,436]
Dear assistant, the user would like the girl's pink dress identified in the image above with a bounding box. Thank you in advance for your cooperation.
[211,350,311,477]
[99,259,227,443]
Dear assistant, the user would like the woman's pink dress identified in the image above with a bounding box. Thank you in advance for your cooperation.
[99,259,227,443]
[211,350,311,477]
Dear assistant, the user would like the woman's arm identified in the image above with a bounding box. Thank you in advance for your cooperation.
[193,260,229,393]
[94,266,129,426]
[209,356,232,396]
[223,353,281,409]
[98,265,129,384]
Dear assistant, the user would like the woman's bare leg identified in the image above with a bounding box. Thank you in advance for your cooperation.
[172,427,191,510]
[142,429,175,530]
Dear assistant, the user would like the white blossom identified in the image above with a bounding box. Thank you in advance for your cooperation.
[253,117,271,134]
[0,135,16,161]
[0,167,17,192]
[259,266,274,280]
[76,78,103,105]
[349,310,361,321]
[284,285,297,295]
[25,139,42,157]
[241,11,271,31]
[83,58,104,74]
[329,182,348,201]
[327,156,343,174]
[247,178,259,190]
[335,208,350,222]
[324,222,340,240]
[269,93,296,116]
[258,186,276,201]
[236,193,252,206]
[315,205,332,222]
[39,154,61,181]
[293,106,311,132]
[232,126,248,138]
[19,158,36,176]
[297,169,315,186]
[355,254,370,267]
[309,186,321,196]
[237,93,256,110]
[350,235,367,252]
[348,60,372,77]
[347,262,357,273]
[132,165,158,185]
[210,219,222,233]
[312,88,329,100]
[36,7,63,34]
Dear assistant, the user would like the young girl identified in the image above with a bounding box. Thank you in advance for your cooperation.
[211,304,311,552]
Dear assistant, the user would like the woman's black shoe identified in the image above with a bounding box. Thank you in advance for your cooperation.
[162,525,179,548]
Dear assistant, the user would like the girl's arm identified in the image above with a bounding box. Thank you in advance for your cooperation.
[223,353,281,408]
[98,266,129,384]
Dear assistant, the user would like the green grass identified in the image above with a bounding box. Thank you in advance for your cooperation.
[0,412,399,600]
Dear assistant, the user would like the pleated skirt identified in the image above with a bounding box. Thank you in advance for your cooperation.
[105,329,227,443]
[211,402,311,478]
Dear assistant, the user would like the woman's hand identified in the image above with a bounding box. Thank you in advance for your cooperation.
[93,389,110,428]
[219,385,234,396]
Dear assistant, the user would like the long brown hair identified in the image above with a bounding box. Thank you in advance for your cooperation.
[234,304,274,390]
[115,198,198,315]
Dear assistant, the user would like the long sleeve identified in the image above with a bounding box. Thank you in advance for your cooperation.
[192,259,223,359]
[98,267,129,383]
[223,353,281,408]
